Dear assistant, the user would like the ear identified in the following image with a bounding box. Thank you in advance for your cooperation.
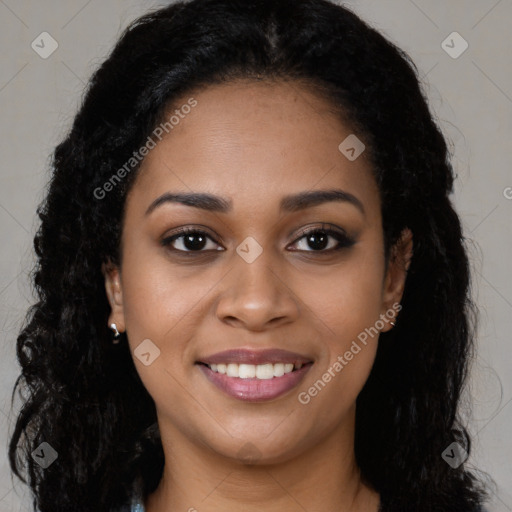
[101,260,125,333]
[380,228,413,332]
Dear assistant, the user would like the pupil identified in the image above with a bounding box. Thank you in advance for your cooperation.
[185,233,206,250]
[308,232,328,250]
[181,232,330,251]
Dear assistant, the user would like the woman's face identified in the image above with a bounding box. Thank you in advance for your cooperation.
[104,79,411,464]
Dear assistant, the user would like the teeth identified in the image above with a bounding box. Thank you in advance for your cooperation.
[239,364,256,378]
[226,363,239,377]
[206,362,305,379]
[273,363,285,377]
[256,363,274,379]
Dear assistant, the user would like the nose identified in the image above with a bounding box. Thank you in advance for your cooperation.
[214,251,300,332]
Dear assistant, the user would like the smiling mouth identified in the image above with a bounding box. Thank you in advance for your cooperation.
[195,360,314,402]
[197,361,309,379]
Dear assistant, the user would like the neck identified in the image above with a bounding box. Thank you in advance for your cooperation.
[145,409,380,512]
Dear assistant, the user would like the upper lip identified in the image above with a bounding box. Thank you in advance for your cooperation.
[197,348,313,365]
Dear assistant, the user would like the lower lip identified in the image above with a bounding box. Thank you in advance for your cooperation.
[197,363,313,402]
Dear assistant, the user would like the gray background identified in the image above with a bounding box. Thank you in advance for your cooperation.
[0,0,510,510]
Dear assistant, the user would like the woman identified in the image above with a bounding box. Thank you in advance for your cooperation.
[8,0,489,511]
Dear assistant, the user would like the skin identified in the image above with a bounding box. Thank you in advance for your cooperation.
[103,79,413,512]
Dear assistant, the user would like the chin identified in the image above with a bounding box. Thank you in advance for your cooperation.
[205,433,311,467]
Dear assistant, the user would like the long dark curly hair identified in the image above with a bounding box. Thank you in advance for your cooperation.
[8,0,488,511]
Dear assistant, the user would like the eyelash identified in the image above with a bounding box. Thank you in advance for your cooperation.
[161,224,356,256]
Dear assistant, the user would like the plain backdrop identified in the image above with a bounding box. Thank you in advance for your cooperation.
[0,1,510,510]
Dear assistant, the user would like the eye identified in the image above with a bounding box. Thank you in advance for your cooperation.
[161,223,356,255]
[161,227,223,253]
[288,224,356,253]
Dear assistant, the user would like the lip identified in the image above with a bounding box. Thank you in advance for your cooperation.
[197,361,314,402]
[197,348,313,366]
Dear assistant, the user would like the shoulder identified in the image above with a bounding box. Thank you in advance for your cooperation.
[113,498,145,512]
[130,497,145,512]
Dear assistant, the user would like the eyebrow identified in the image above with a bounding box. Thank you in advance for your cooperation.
[145,188,365,216]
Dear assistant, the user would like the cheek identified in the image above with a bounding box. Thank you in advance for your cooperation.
[300,245,384,398]
[119,248,229,393]
[119,253,203,412]
[303,248,385,336]
[120,243,199,333]
[299,270,383,418]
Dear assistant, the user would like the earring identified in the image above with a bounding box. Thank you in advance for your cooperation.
[390,320,396,327]
[110,323,121,344]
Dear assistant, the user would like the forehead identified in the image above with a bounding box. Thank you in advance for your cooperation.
[126,79,380,219]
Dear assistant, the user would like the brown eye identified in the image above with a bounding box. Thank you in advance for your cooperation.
[289,225,356,253]
[161,228,223,253]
